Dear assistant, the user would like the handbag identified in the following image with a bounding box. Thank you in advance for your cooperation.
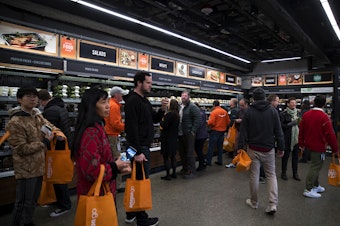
[124,161,153,212]
[37,178,56,205]
[74,164,118,226]
[223,124,237,152]
[45,138,74,184]
[232,149,252,172]
[328,154,340,186]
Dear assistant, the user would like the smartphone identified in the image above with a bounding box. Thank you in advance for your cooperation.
[121,147,137,161]
[41,125,52,136]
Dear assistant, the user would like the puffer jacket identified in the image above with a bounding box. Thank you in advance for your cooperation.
[181,101,201,135]
[6,107,58,179]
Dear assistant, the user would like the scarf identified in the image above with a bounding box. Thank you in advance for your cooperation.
[286,107,299,150]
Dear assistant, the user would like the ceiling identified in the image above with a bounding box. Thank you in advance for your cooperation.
[1,0,340,74]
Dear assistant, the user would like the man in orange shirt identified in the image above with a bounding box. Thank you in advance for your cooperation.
[104,86,129,190]
[206,100,230,165]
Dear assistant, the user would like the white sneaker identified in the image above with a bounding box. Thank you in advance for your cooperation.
[303,189,321,198]
[225,163,236,168]
[265,205,277,215]
[246,199,258,209]
[312,185,325,193]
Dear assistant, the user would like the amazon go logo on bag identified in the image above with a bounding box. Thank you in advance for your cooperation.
[328,169,340,184]
[91,208,99,226]
[46,156,53,178]
[129,186,136,208]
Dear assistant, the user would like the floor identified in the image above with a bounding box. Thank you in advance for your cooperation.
[1,153,340,226]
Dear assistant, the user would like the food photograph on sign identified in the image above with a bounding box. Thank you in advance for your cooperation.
[287,73,302,85]
[176,62,188,77]
[0,21,58,56]
[278,74,287,86]
[119,48,137,68]
[219,72,226,84]
[207,70,219,82]
[138,53,149,70]
[251,76,262,86]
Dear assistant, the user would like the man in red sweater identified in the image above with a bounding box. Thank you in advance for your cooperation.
[299,94,338,198]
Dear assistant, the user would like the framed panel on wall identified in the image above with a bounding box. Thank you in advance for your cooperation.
[118,48,137,68]
[278,74,287,86]
[303,72,333,84]
[175,62,188,77]
[138,53,149,70]
[60,36,76,59]
[287,73,302,85]
[251,76,263,86]
[263,75,277,86]
[150,56,174,74]
[77,39,117,65]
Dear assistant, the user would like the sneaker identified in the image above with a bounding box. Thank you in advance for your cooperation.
[49,208,70,217]
[265,205,277,215]
[136,217,159,226]
[259,177,266,184]
[312,185,325,193]
[125,216,136,223]
[40,204,50,208]
[246,199,258,209]
[225,163,236,168]
[303,189,321,198]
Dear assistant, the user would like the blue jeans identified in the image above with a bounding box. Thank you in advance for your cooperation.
[206,130,225,164]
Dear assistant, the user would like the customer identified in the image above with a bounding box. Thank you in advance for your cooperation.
[159,99,180,180]
[178,91,201,179]
[124,71,167,226]
[6,87,56,226]
[206,100,230,166]
[104,86,129,191]
[226,98,249,168]
[38,89,72,217]
[267,94,279,110]
[194,102,209,171]
[72,88,130,204]
[238,87,284,215]
[280,97,301,181]
[228,98,238,127]
[299,95,338,198]
[299,100,311,163]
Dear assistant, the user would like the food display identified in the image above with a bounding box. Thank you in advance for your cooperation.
[2,32,47,50]
[287,74,302,85]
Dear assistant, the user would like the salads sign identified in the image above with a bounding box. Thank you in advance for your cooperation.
[0,21,58,56]
[78,40,117,65]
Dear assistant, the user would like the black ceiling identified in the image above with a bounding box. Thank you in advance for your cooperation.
[1,0,340,73]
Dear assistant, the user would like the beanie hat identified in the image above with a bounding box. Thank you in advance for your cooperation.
[252,88,266,101]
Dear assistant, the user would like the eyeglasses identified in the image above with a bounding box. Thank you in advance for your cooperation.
[23,94,37,99]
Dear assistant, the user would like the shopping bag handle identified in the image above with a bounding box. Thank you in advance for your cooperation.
[131,161,147,180]
[50,137,70,151]
[87,164,105,196]
[332,153,340,165]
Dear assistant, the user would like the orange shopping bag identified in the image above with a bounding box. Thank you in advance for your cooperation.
[37,179,56,206]
[74,165,118,226]
[124,161,152,212]
[45,138,74,184]
[232,149,252,172]
[328,154,340,186]
[223,124,237,152]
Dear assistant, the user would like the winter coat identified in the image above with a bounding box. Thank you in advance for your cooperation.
[280,110,301,151]
[181,101,201,135]
[160,111,179,156]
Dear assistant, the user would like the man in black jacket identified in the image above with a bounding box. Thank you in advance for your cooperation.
[38,89,72,217]
[124,71,167,226]
[238,88,284,215]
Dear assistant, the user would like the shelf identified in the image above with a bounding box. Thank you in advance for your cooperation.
[150,147,161,152]
[0,96,17,102]
[0,111,8,116]
[0,170,14,178]
[63,98,81,103]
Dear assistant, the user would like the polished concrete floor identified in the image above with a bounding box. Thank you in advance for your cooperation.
[1,153,340,226]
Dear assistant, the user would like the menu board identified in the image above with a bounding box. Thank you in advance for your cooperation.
[225,74,236,85]
[251,76,263,86]
[118,48,137,68]
[287,73,302,85]
[0,21,58,56]
[206,69,219,82]
[60,36,76,59]
[78,40,117,65]
[176,62,188,77]
[138,53,149,70]
[303,72,333,84]
[264,75,277,86]
[278,74,287,86]
[188,65,205,79]
[150,56,174,74]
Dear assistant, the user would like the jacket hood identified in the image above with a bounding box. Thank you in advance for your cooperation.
[251,100,271,111]
[45,97,65,109]
[9,106,42,118]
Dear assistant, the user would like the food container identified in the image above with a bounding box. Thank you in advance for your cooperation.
[2,32,47,51]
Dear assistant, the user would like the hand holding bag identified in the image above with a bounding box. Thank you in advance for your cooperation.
[328,154,340,186]
[45,138,74,184]
[232,149,252,172]
[74,164,118,226]
[124,161,153,212]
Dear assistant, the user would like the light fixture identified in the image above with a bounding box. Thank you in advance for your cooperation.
[69,0,251,64]
[201,5,213,16]
[320,0,340,41]
[261,56,302,63]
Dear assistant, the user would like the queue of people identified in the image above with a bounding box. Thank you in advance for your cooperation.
[4,73,338,225]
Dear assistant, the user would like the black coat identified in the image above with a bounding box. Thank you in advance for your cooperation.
[160,111,179,157]
[280,110,301,151]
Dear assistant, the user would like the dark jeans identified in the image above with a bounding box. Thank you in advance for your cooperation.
[53,184,71,210]
[282,144,299,175]
[206,130,224,164]
[178,134,196,174]
[195,138,207,168]
[126,146,151,222]
[12,176,42,226]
